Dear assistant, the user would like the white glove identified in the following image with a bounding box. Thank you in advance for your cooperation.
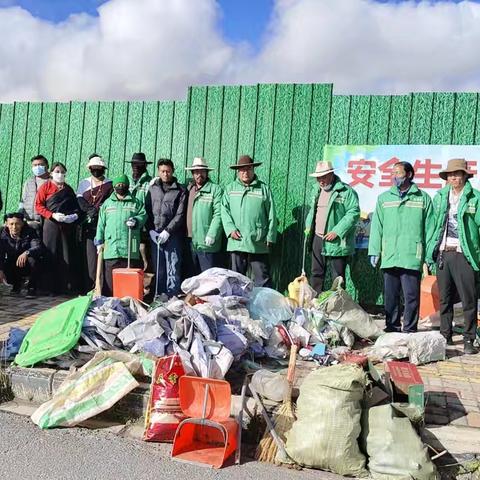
[149,230,159,243]
[96,244,104,254]
[205,235,215,246]
[370,255,379,268]
[52,212,66,222]
[157,230,170,245]
[125,217,137,228]
[63,213,78,224]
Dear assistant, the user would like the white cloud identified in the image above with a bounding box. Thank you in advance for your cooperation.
[0,0,234,101]
[1,0,480,101]
[243,0,480,94]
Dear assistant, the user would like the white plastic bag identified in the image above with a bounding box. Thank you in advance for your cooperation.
[251,369,288,402]
[408,331,446,365]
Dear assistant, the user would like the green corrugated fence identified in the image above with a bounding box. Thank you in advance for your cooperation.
[0,85,479,303]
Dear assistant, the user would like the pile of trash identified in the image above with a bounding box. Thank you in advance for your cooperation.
[3,268,451,474]
[12,269,392,374]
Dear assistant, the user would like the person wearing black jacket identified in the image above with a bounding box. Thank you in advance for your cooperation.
[0,212,42,297]
[77,154,113,291]
[145,159,187,297]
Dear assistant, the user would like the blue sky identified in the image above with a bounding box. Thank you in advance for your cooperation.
[2,0,479,49]
[1,0,275,48]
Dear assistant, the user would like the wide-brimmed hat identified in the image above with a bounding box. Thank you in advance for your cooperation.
[309,161,335,178]
[230,155,262,170]
[439,158,473,180]
[126,152,152,165]
[87,156,107,169]
[185,157,213,171]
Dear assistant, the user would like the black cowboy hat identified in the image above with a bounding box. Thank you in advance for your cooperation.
[125,152,152,164]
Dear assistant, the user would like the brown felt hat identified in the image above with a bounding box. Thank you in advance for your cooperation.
[439,158,473,180]
[230,155,262,170]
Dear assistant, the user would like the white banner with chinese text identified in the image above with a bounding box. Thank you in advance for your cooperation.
[323,145,480,248]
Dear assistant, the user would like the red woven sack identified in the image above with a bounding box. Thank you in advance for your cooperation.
[143,353,186,442]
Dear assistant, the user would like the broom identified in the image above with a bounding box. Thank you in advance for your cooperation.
[0,344,13,403]
[256,343,298,463]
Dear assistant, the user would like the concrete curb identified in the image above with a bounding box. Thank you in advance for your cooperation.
[6,366,258,422]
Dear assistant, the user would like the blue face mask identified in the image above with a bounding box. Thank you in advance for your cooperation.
[393,176,407,188]
[32,165,47,176]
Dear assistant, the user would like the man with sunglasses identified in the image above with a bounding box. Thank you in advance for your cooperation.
[0,212,42,298]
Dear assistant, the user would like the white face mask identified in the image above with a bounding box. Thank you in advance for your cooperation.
[52,172,66,183]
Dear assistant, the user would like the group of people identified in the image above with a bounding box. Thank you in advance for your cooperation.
[0,152,478,354]
[0,152,277,300]
[306,157,479,355]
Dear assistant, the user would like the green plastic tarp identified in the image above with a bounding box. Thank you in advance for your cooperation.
[15,294,92,367]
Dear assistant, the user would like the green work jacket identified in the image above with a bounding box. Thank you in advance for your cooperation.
[368,183,434,271]
[305,177,360,256]
[95,193,147,260]
[129,172,152,204]
[426,181,480,271]
[188,179,223,253]
[221,177,277,254]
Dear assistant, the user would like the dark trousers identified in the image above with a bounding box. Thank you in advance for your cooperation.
[42,219,78,293]
[383,267,421,333]
[436,251,478,341]
[150,234,183,297]
[103,258,143,297]
[310,234,347,294]
[4,256,38,289]
[188,239,221,276]
[85,236,97,292]
[230,251,271,287]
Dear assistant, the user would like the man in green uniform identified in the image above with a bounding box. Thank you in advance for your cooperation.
[221,155,277,287]
[427,158,480,354]
[127,152,153,203]
[305,161,360,294]
[95,174,146,296]
[369,161,435,333]
[126,152,153,271]
[185,157,223,274]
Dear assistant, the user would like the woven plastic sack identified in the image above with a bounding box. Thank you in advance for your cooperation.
[285,363,368,477]
[319,277,382,340]
[31,356,139,429]
[361,404,437,480]
[143,354,186,442]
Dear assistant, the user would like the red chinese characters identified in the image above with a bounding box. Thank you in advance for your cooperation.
[412,159,442,189]
[378,157,400,187]
[347,159,376,188]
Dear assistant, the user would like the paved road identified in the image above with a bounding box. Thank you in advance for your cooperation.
[0,411,339,480]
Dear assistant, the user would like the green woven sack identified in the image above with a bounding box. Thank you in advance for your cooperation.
[285,364,368,477]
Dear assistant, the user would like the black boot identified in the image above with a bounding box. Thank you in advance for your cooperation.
[464,339,478,355]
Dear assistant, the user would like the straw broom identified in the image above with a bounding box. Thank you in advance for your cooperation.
[0,348,13,404]
[256,343,298,463]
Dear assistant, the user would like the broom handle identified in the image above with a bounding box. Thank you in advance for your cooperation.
[285,344,298,400]
[250,387,289,459]
[301,234,308,277]
[286,344,298,384]
[94,247,104,296]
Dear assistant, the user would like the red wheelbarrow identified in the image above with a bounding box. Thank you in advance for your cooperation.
[171,343,244,468]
